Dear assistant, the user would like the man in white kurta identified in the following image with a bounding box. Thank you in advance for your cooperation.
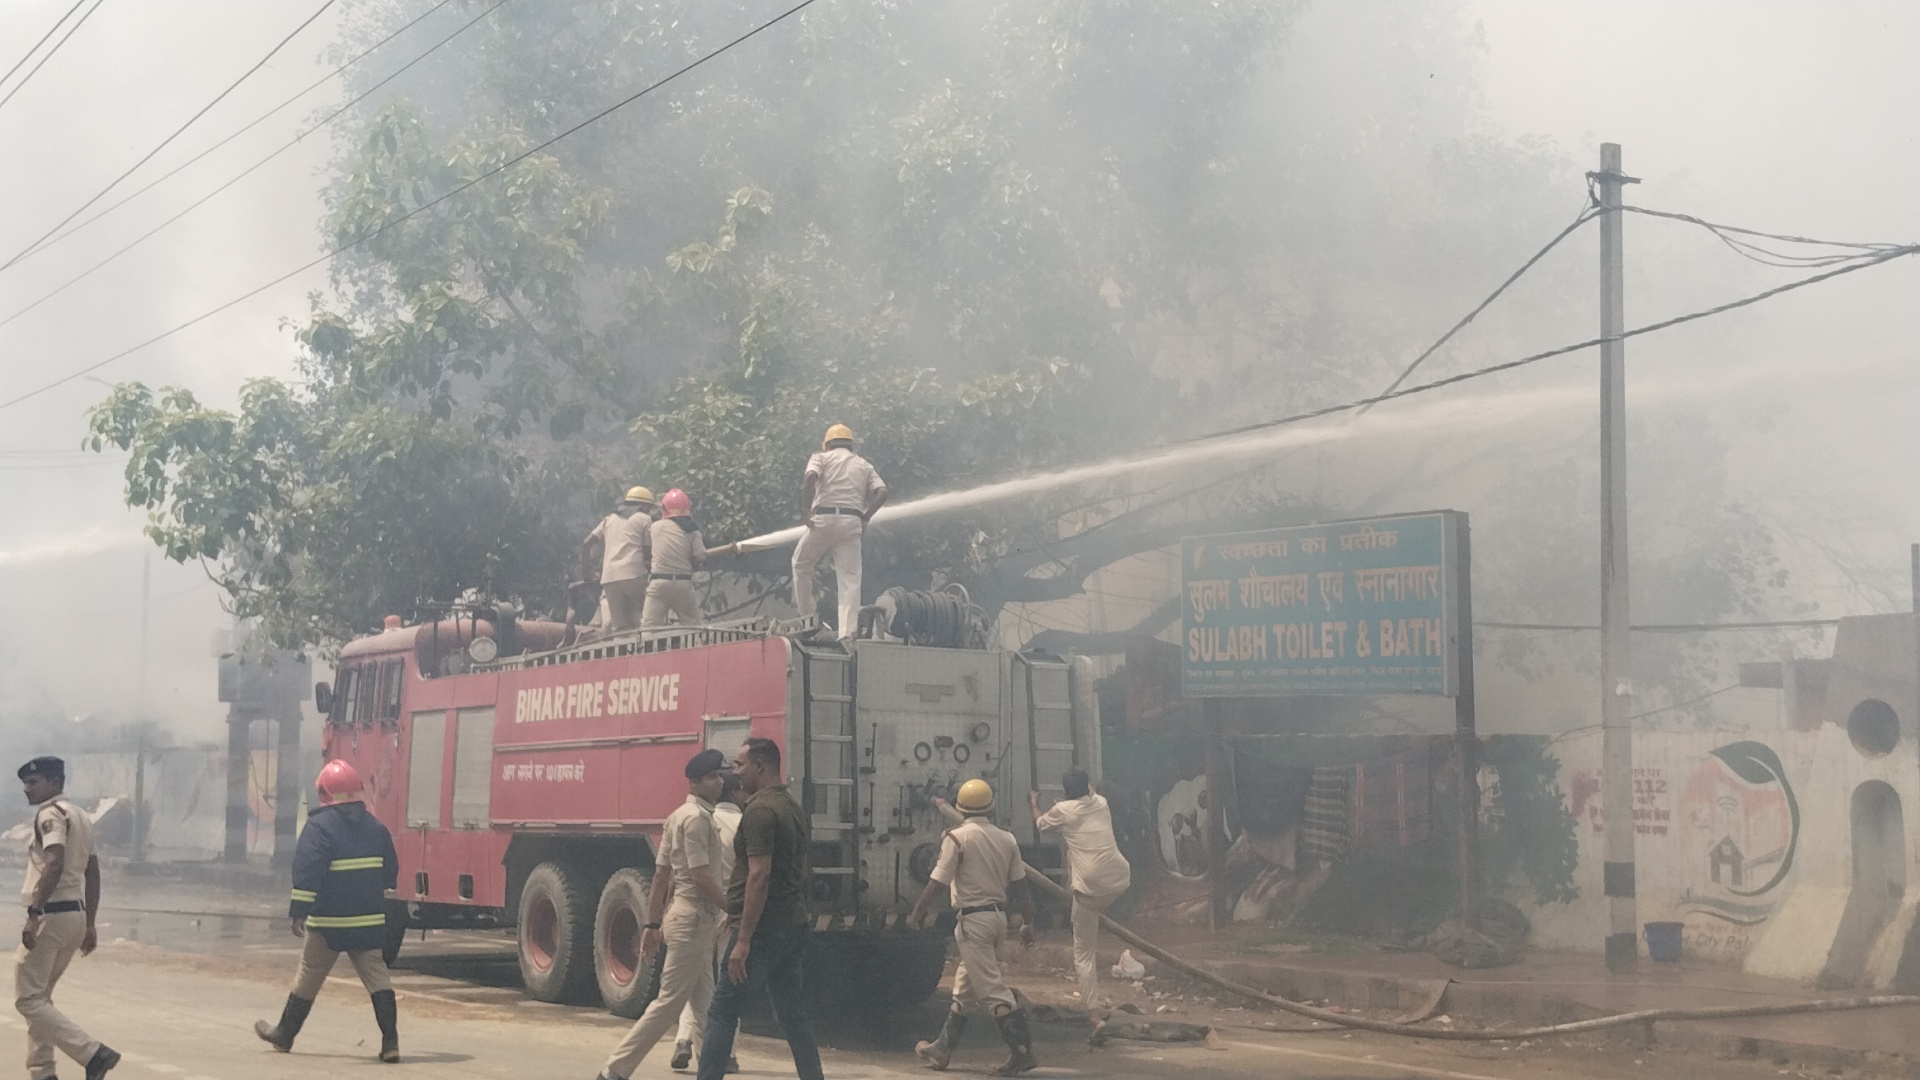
[1032,767,1131,1015]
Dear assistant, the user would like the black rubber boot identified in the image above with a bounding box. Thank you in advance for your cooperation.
[671,1040,693,1070]
[84,1045,120,1080]
[913,1011,970,1071]
[991,1009,1037,1076]
[254,995,314,1052]
[371,989,400,1063]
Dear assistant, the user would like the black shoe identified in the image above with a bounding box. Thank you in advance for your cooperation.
[84,1046,121,1080]
[914,1011,970,1071]
[671,1040,693,1070]
[991,1010,1037,1076]
[255,993,315,1052]
[371,989,400,1063]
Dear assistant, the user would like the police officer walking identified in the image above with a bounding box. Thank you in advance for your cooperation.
[641,489,709,628]
[16,756,120,1080]
[595,749,730,1080]
[674,772,743,1072]
[254,760,402,1063]
[792,424,887,637]
[907,780,1038,1076]
[582,486,657,632]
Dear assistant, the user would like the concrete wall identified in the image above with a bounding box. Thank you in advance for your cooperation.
[1523,720,1920,986]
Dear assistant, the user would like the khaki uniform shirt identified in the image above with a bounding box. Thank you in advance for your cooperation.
[645,518,707,576]
[1035,793,1131,897]
[804,448,885,512]
[660,795,722,911]
[713,802,742,885]
[589,511,650,583]
[22,796,94,905]
[930,817,1024,909]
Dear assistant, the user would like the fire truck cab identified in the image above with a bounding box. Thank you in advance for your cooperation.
[317,609,1097,1015]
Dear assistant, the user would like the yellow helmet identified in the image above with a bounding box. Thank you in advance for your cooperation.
[622,486,656,506]
[956,778,994,814]
[822,423,855,449]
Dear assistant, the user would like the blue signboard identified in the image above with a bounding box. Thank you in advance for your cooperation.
[1181,511,1467,697]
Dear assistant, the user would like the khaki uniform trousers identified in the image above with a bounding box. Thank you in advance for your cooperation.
[791,513,863,637]
[641,579,701,628]
[676,928,737,1047]
[291,928,392,999]
[1071,891,1122,1008]
[603,578,648,632]
[948,910,1017,1018]
[15,911,99,1080]
[604,898,724,1079]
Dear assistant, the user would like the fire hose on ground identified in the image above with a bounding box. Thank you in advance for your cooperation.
[934,801,1920,1041]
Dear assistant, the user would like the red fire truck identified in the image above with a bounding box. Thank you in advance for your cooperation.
[315,606,1097,1016]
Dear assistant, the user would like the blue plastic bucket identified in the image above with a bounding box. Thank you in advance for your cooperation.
[1644,921,1684,963]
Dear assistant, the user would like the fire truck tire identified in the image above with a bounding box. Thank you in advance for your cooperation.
[518,861,597,1003]
[594,868,663,1018]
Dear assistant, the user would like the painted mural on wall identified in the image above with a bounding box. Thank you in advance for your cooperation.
[1675,741,1800,950]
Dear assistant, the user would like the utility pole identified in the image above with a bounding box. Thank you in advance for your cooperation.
[1203,697,1231,929]
[1596,143,1640,973]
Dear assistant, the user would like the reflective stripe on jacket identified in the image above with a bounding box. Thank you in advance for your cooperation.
[288,801,400,953]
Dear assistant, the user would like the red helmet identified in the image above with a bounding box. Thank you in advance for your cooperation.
[661,488,692,517]
[316,759,363,804]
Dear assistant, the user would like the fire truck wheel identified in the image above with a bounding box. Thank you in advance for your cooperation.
[518,861,597,1003]
[594,868,663,1018]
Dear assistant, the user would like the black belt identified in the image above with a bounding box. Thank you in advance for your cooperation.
[812,506,864,516]
[30,900,82,915]
[652,573,692,580]
[957,903,1004,917]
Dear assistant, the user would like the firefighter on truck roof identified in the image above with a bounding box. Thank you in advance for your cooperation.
[255,759,402,1064]
[641,488,710,628]
[793,424,887,638]
[582,486,657,633]
[907,779,1039,1076]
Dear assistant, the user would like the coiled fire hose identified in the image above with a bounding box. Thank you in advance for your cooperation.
[935,802,1920,1040]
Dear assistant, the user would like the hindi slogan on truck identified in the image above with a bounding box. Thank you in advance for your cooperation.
[1181,511,1466,697]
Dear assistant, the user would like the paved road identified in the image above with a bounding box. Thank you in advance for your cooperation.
[0,930,1807,1080]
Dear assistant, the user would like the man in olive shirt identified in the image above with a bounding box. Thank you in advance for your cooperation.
[696,737,821,1080]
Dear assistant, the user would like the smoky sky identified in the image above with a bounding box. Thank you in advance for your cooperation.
[0,0,1914,741]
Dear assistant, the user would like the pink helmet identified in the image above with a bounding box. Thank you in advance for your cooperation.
[661,488,692,517]
[316,759,363,804]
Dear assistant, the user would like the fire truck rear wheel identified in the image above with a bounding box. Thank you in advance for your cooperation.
[518,861,597,1003]
[594,868,664,1018]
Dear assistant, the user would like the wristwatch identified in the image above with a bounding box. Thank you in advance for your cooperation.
[25,906,44,917]
[643,922,661,931]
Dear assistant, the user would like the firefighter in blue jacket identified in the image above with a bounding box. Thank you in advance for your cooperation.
[254,759,402,1063]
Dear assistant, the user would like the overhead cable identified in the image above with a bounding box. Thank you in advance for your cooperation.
[0,0,822,411]
[1,0,503,329]
[0,0,338,274]
[1362,204,1600,410]
[6,0,457,271]
[1175,241,1919,451]
[0,0,89,91]
[1477,618,1841,632]
[0,0,105,113]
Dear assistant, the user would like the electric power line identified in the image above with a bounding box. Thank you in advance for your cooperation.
[1629,683,1742,721]
[1363,204,1600,410]
[0,0,88,91]
[0,0,338,274]
[0,0,823,411]
[1476,618,1841,633]
[4,0,458,272]
[1175,238,1919,454]
[0,0,503,328]
[0,0,105,113]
